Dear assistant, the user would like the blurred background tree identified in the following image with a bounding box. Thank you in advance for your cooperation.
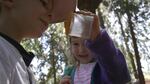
[21,0,150,84]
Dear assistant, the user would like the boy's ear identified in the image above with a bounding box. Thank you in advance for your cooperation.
[1,0,14,8]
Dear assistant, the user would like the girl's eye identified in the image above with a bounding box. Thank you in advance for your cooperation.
[73,43,79,46]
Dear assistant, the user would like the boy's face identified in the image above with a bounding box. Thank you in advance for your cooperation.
[70,36,93,64]
[9,0,53,37]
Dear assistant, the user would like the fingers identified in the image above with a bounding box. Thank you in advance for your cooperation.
[63,76,71,79]
[60,76,71,84]
[64,13,74,35]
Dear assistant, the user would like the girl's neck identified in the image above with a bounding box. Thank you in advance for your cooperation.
[77,58,96,65]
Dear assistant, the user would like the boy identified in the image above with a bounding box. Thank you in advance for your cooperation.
[0,0,76,84]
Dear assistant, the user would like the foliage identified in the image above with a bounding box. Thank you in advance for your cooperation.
[100,0,150,82]
[22,23,70,84]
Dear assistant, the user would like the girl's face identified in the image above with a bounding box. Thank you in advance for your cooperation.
[9,0,53,38]
[71,37,94,64]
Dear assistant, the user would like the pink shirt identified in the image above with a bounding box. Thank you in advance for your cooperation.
[74,62,96,84]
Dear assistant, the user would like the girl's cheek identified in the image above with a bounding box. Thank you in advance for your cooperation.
[74,47,79,53]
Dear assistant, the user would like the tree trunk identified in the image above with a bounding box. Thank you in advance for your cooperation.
[116,12,138,79]
[97,7,105,28]
[125,0,145,83]
[51,40,57,84]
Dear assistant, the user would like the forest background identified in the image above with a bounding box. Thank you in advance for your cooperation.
[21,0,150,84]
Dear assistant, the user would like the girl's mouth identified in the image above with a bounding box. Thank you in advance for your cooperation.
[79,55,88,57]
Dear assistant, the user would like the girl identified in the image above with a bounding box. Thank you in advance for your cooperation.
[60,11,131,84]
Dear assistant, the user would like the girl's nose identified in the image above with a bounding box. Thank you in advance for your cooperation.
[79,45,87,55]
